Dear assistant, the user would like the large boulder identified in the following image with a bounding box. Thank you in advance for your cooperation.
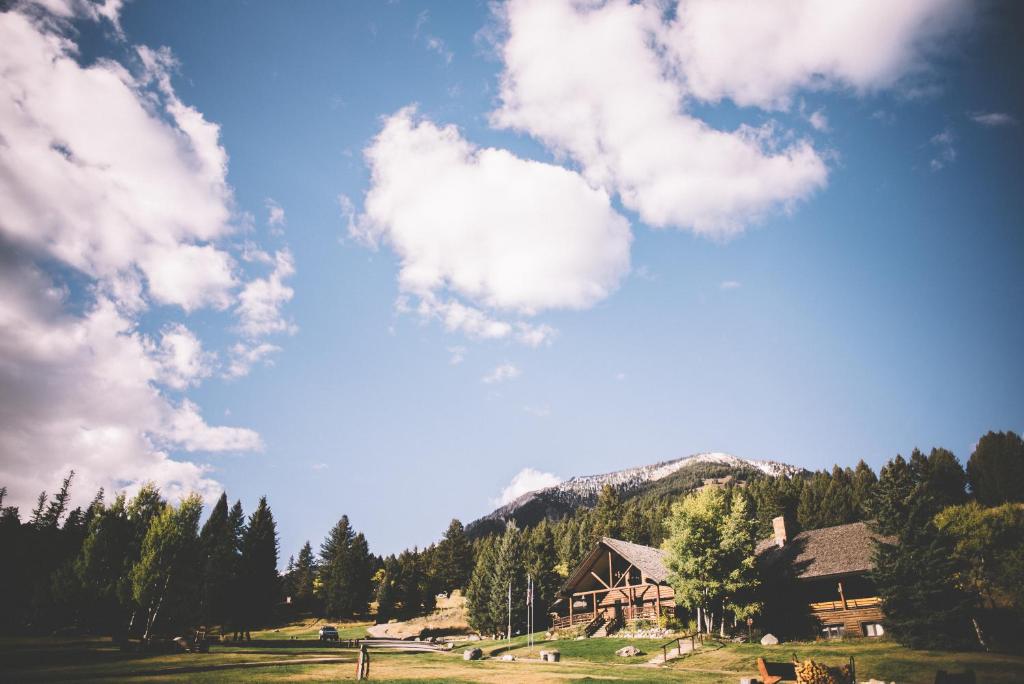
[500,654,516,661]
[463,647,482,661]
[760,633,779,646]
[615,645,643,657]
[539,649,560,662]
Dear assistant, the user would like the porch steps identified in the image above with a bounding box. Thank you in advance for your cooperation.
[646,639,698,665]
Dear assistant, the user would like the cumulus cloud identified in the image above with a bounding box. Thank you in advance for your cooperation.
[236,249,297,338]
[152,324,216,390]
[0,5,283,511]
[353,107,631,338]
[0,253,259,510]
[482,362,521,384]
[970,111,1017,127]
[493,467,562,507]
[224,341,282,379]
[0,12,238,312]
[668,0,969,110]
[493,0,829,238]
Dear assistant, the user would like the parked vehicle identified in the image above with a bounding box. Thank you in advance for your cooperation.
[319,625,339,641]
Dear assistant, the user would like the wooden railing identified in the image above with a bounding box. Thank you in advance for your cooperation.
[809,596,881,612]
[551,612,598,631]
[657,631,701,664]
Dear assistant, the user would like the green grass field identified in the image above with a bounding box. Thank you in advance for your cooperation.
[3,632,1023,682]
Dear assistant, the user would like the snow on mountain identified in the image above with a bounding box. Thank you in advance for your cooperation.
[477,452,802,529]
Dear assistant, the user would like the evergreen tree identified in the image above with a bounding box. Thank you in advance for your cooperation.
[240,496,280,628]
[851,460,878,519]
[435,519,473,593]
[198,493,236,627]
[466,537,499,635]
[525,522,560,629]
[592,484,623,539]
[870,454,977,649]
[374,555,400,623]
[488,524,525,637]
[926,448,968,508]
[319,515,372,618]
[292,541,317,611]
[966,431,1024,506]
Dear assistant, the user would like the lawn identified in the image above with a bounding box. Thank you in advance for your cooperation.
[247,616,372,641]
[3,634,1023,682]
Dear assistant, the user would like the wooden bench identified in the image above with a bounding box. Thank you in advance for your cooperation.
[757,657,795,684]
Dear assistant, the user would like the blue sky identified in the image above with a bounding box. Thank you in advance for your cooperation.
[0,0,1021,560]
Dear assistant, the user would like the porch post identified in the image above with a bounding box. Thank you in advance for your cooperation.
[569,597,573,624]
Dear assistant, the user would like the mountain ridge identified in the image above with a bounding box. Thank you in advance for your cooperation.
[467,452,803,537]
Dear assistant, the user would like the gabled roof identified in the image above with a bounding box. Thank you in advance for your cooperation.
[755,521,890,580]
[562,537,669,594]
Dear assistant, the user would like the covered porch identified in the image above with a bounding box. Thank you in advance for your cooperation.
[550,537,676,632]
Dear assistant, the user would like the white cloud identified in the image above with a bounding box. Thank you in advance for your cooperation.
[0,255,258,511]
[353,107,631,339]
[969,111,1017,127]
[668,0,970,110]
[224,341,282,379]
[0,6,281,512]
[929,127,956,171]
[152,323,216,390]
[236,249,297,338]
[492,0,829,239]
[0,12,238,313]
[492,467,562,507]
[615,372,627,381]
[162,399,263,453]
[265,198,286,228]
[482,362,521,384]
[807,110,829,132]
[720,280,742,290]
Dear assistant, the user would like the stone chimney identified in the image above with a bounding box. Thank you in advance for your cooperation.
[772,516,788,548]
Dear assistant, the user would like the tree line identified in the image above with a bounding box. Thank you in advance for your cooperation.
[2,429,1021,652]
[462,430,1024,651]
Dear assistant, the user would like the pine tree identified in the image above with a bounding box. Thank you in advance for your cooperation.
[198,493,235,627]
[240,497,279,628]
[593,485,623,539]
[467,537,499,635]
[926,448,967,508]
[319,515,372,618]
[851,460,878,519]
[374,555,400,623]
[871,454,977,649]
[488,524,525,637]
[966,431,1024,506]
[436,519,473,593]
[525,522,560,629]
[292,541,317,611]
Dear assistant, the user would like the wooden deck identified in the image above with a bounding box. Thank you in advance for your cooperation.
[809,596,884,636]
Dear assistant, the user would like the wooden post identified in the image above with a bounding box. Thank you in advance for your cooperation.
[655,584,661,620]
[608,552,614,587]
[356,644,368,680]
[569,597,573,625]
[837,581,848,610]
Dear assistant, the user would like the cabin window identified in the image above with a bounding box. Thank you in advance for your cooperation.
[862,622,884,637]
[821,624,844,639]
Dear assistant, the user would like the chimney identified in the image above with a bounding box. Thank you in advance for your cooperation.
[772,516,788,548]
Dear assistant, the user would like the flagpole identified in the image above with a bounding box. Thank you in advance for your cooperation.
[507,581,512,649]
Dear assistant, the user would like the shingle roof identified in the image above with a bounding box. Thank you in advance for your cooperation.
[601,537,670,582]
[755,521,890,579]
[562,537,670,594]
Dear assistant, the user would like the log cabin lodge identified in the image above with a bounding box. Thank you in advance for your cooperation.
[550,517,888,639]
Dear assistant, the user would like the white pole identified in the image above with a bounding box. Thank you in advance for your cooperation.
[508,581,512,648]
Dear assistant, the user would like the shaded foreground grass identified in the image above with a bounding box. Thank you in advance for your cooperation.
[2,634,1023,682]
